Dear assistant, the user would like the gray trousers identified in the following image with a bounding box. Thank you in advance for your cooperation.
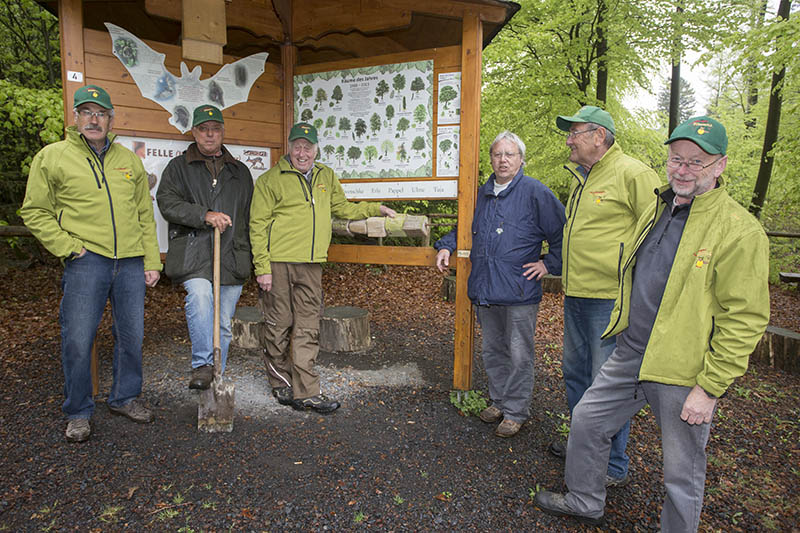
[564,342,713,532]
[476,304,538,423]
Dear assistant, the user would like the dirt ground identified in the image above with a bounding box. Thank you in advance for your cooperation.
[0,262,798,532]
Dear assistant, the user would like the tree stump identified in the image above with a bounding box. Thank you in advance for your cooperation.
[541,274,563,294]
[320,306,371,353]
[231,306,265,349]
[441,274,456,302]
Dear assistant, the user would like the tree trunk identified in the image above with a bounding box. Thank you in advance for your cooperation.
[320,306,371,353]
[595,0,607,104]
[750,0,790,218]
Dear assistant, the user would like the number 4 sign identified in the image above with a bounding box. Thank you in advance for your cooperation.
[67,71,84,82]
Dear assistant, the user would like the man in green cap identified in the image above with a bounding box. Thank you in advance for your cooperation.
[549,105,662,487]
[535,116,770,531]
[250,122,396,413]
[157,104,253,390]
[21,85,161,442]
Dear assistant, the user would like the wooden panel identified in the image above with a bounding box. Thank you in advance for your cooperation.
[84,77,282,125]
[182,0,226,64]
[145,0,283,41]
[327,244,436,266]
[281,43,296,153]
[452,12,482,391]
[381,0,509,24]
[298,31,407,59]
[111,105,283,146]
[58,0,84,123]
[294,45,461,75]
[293,0,412,40]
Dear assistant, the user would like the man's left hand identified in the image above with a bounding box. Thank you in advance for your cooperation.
[379,205,397,218]
[522,260,548,281]
[145,270,160,288]
[680,385,717,425]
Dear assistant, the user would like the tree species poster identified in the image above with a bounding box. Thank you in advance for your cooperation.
[294,61,433,180]
[437,72,461,125]
[436,126,460,177]
[116,135,270,251]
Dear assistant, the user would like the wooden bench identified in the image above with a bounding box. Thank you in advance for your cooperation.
[779,272,800,286]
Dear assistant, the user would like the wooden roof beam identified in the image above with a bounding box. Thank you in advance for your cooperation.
[145,0,283,42]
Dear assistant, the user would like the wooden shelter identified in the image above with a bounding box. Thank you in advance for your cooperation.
[42,0,520,390]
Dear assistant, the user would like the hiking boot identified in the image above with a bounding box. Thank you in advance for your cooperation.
[479,405,503,423]
[291,394,340,414]
[272,386,294,406]
[189,365,214,390]
[65,418,90,442]
[534,490,604,526]
[495,418,522,438]
[548,440,566,459]
[605,473,630,489]
[108,398,154,424]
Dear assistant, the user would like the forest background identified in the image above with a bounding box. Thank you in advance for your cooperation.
[1,0,798,281]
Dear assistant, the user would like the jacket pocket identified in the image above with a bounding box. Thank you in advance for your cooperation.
[232,242,252,280]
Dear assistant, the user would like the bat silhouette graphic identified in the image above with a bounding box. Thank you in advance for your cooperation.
[105,23,268,133]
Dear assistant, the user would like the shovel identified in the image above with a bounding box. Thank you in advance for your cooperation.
[197,226,235,432]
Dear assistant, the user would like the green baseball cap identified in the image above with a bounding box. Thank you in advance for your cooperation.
[556,105,616,135]
[289,122,318,144]
[665,116,727,155]
[192,105,224,127]
[73,85,113,110]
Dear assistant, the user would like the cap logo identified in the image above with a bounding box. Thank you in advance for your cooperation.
[92,91,99,97]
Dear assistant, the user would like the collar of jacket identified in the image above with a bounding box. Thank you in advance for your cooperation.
[569,141,623,176]
[185,142,237,166]
[65,125,116,150]
[654,175,727,214]
[484,166,525,197]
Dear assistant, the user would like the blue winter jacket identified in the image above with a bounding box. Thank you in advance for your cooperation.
[435,168,565,306]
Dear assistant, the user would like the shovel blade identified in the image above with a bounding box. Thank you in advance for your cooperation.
[197,379,235,433]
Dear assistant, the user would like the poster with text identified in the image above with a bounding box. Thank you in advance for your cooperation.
[437,72,461,125]
[294,61,433,180]
[116,135,270,252]
[436,126,460,177]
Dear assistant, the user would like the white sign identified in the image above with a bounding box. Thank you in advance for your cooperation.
[105,23,267,133]
[116,135,270,252]
[436,126,460,177]
[340,180,457,199]
[437,72,461,125]
[67,70,84,83]
[294,61,434,180]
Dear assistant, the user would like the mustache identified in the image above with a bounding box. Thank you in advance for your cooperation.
[83,125,103,131]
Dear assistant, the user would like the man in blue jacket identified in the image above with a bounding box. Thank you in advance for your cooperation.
[435,131,565,438]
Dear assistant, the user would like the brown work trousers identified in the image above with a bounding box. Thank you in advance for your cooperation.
[257,262,323,400]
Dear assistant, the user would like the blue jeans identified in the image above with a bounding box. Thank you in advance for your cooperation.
[60,251,145,419]
[182,278,243,373]
[477,304,538,423]
[563,296,630,479]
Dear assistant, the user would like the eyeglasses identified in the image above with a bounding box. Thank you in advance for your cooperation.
[666,156,723,173]
[490,151,520,160]
[565,127,598,139]
[77,109,110,120]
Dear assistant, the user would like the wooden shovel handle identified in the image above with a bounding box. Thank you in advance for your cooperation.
[213,227,221,373]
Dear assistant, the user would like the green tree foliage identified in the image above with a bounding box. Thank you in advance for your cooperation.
[392,74,406,92]
[300,108,313,121]
[397,143,408,162]
[347,146,362,162]
[439,139,452,153]
[439,85,458,109]
[315,88,327,104]
[376,80,389,101]
[385,104,395,121]
[338,117,352,132]
[657,77,697,123]
[354,118,367,138]
[301,85,313,100]
[370,112,381,134]
[323,144,335,160]
[413,104,426,124]
[381,140,394,156]
[313,118,324,131]
[410,77,425,98]
[396,117,410,134]
[325,115,337,129]
[336,145,346,163]
[411,136,425,153]
[332,85,344,103]
[364,145,378,162]
[0,0,60,88]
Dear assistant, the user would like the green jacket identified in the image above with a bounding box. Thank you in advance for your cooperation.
[21,127,161,270]
[250,156,381,275]
[604,181,770,397]
[562,143,662,298]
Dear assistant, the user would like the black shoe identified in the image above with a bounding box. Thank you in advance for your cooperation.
[291,394,340,414]
[272,386,294,406]
[548,440,566,459]
[189,365,214,390]
[534,490,604,526]
[605,473,630,488]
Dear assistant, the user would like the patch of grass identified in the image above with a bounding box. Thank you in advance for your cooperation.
[201,500,217,510]
[99,505,124,524]
[449,390,488,416]
[734,386,751,400]
[393,495,404,505]
[157,509,180,521]
[173,493,185,505]
[353,511,366,523]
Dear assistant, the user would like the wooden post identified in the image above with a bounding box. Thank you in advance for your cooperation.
[182,0,227,64]
[452,12,482,391]
[58,0,84,123]
[281,42,297,154]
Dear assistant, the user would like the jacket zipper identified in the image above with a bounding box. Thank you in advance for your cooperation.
[84,139,118,258]
[87,158,102,188]
[563,165,587,292]
[602,188,662,339]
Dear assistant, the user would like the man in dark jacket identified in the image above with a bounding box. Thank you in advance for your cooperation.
[435,131,565,438]
[157,105,254,390]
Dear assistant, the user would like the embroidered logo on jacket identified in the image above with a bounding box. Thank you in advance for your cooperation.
[693,248,712,268]
[114,167,133,179]
[589,190,607,204]
[316,184,327,193]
